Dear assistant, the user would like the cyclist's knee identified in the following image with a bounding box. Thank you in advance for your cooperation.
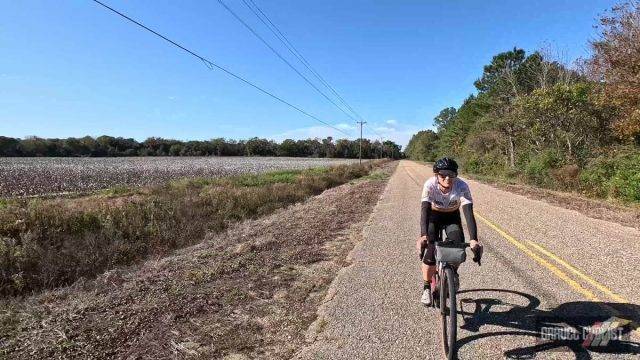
[445,224,465,242]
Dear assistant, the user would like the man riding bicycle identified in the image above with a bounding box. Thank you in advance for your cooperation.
[416,157,482,305]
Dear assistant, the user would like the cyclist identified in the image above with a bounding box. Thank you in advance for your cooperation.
[416,157,482,305]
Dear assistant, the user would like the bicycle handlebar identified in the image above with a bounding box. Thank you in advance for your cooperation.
[435,241,482,266]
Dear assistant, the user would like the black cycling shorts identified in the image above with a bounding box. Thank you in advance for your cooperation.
[420,209,465,265]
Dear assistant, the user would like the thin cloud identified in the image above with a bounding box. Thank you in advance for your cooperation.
[365,120,423,149]
[335,123,356,130]
[270,125,355,141]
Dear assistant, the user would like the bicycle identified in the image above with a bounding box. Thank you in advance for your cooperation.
[428,233,481,360]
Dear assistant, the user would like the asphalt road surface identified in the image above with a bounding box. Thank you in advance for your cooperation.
[294,160,640,359]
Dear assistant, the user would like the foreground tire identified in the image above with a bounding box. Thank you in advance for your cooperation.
[440,267,457,360]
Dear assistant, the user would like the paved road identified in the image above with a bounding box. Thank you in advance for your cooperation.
[294,160,640,359]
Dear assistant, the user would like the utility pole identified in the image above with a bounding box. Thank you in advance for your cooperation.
[357,121,366,164]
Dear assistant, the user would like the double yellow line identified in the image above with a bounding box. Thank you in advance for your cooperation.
[474,213,628,303]
[474,213,639,339]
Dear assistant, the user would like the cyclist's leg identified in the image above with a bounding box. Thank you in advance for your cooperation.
[443,211,465,288]
[423,216,442,282]
[420,219,441,305]
[443,210,465,243]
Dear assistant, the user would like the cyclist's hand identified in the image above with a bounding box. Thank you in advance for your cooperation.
[470,239,483,265]
[416,235,428,255]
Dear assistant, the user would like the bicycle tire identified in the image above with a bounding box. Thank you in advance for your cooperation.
[440,266,457,360]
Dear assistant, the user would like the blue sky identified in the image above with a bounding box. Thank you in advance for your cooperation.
[0,0,617,148]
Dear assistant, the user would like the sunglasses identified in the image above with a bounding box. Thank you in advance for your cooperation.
[437,171,457,179]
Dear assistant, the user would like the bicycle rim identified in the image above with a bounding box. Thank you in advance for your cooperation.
[440,267,457,360]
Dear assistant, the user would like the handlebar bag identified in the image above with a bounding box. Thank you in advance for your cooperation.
[435,242,467,264]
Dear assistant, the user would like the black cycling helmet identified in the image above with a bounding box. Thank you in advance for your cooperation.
[433,157,458,174]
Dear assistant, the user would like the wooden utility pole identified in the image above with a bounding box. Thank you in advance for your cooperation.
[357,121,366,164]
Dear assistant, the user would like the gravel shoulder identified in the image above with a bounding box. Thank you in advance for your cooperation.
[0,162,397,359]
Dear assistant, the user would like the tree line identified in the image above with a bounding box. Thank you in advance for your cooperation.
[0,135,402,159]
[406,2,640,202]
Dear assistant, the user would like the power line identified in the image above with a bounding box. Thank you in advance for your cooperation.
[241,0,366,123]
[216,0,359,123]
[89,0,352,137]
[242,0,387,154]
[357,120,366,164]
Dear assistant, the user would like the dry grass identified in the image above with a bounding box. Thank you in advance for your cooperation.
[0,161,387,297]
[0,161,398,359]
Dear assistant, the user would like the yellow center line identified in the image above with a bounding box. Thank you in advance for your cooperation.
[474,212,601,302]
[518,236,628,303]
[475,211,639,339]
[402,164,423,187]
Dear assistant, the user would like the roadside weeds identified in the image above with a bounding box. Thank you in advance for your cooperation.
[0,161,398,359]
[0,161,387,296]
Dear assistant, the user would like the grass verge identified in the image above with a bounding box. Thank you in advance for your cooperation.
[0,160,387,297]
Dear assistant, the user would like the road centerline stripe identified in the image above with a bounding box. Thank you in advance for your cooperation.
[518,236,628,303]
[474,212,600,301]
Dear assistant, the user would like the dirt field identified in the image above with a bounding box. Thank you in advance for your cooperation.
[0,162,397,359]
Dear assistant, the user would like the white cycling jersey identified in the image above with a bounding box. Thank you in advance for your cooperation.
[421,176,473,211]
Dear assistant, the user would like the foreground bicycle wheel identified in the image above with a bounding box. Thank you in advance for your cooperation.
[440,267,457,360]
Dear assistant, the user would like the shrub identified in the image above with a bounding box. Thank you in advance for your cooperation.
[580,148,640,202]
[551,164,581,190]
[462,151,509,178]
[524,149,562,187]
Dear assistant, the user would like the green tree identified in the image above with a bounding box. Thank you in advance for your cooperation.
[405,130,438,161]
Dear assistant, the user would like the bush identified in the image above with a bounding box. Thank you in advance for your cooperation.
[580,148,640,202]
[524,149,562,187]
[550,164,581,190]
[463,151,509,178]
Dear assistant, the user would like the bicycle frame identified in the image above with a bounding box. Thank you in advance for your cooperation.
[430,230,470,360]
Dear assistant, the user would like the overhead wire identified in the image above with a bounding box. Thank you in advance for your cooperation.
[235,0,389,151]
[89,0,352,137]
[216,0,359,123]
[237,0,388,149]
[241,0,366,123]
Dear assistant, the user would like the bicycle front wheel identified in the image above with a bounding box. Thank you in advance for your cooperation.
[440,266,457,360]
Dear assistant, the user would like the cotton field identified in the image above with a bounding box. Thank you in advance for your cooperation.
[0,157,361,197]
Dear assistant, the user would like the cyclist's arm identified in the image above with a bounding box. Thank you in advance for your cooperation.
[460,181,477,241]
[461,203,477,241]
[420,180,433,237]
[420,200,432,237]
